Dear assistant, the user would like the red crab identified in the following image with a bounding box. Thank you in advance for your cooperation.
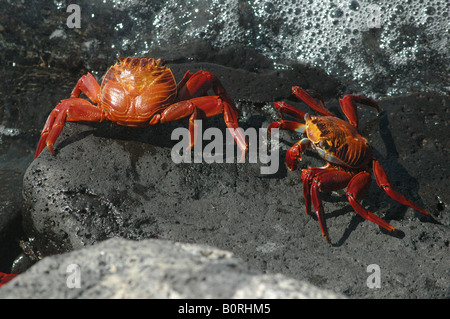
[269,86,433,243]
[34,57,248,158]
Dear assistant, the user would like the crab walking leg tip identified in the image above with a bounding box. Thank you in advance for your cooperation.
[47,143,55,156]
[323,234,332,244]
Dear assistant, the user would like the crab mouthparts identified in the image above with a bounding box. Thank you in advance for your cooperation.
[304,113,311,122]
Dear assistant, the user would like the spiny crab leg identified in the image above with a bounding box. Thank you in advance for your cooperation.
[273,101,307,121]
[35,98,106,158]
[346,171,400,233]
[175,70,248,154]
[304,167,403,243]
[372,159,433,218]
[270,87,333,131]
[35,73,104,159]
[267,118,308,171]
[285,138,310,171]
[292,86,335,117]
[301,166,333,216]
[268,119,305,134]
[158,95,248,154]
[70,72,101,103]
[177,70,235,108]
[267,102,306,139]
[339,94,381,128]
[302,167,355,243]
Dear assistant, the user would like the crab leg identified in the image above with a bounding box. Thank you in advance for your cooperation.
[339,94,380,128]
[346,171,399,233]
[70,72,101,103]
[177,70,235,107]
[301,166,328,216]
[273,101,307,121]
[268,104,307,169]
[303,167,354,243]
[35,73,105,158]
[155,98,201,150]
[268,119,305,134]
[284,138,311,171]
[223,103,248,154]
[159,96,248,153]
[292,86,335,117]
[372,159,432,217]
[303,89,326,107]
[268,102,306,139]
[35,98,106,158]
[176,70,248,153]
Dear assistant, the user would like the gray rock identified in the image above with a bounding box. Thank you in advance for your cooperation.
[0,238,342,298]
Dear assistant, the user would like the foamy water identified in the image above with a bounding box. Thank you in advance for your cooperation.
[102,0,448,97]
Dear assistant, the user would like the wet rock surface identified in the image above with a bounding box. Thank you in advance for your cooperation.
[0,238,343,298]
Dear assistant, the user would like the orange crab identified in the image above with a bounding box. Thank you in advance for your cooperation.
[269,86,433,243]
[34,57,248,158]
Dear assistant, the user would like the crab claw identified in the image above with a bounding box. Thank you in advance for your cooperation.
[286,138,312,171]
[286,144,301,171]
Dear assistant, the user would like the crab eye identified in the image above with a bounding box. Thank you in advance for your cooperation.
[318,140,330,149]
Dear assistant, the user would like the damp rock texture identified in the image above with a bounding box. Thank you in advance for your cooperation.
[0,238,342,298]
